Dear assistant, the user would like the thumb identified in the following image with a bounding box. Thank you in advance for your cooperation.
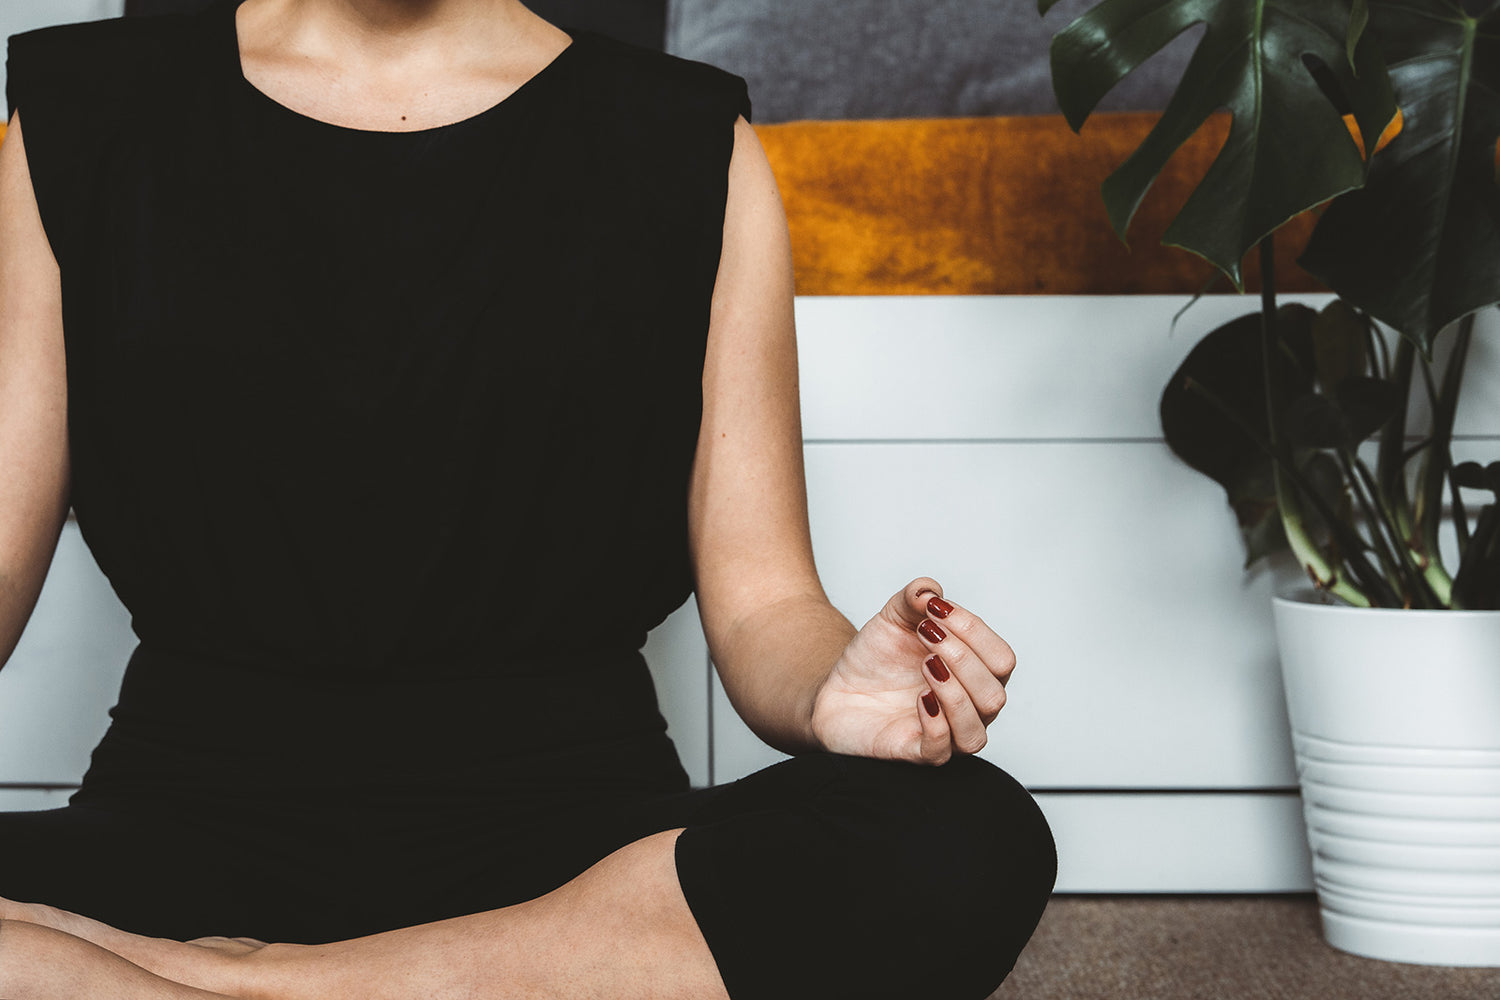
[880,577,945,632]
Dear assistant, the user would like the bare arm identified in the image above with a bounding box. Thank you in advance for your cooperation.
[690,117,1019,764]
[687,115,852,755]
[0,109,73,672]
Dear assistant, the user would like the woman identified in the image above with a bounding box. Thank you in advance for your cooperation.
[0,0,1056,996]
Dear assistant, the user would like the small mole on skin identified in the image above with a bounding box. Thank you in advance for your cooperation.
[401,115,407,121]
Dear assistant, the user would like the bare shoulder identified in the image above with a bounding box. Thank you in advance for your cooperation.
[0,110,53,267]
[722,115,791,278]
[729,115,779,193]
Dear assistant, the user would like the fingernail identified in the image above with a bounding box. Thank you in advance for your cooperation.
[922,691,940,717]
[926,596,953,619]
[918,620,945,643]
[925,655,950,682]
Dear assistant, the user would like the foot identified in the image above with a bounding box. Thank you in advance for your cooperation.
[0,919,236,999]
[0,896,121,950]
[0,895,244,993]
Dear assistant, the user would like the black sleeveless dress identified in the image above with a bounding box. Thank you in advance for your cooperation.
[1,4,1057,997]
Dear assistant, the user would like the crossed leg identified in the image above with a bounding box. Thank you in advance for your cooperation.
[0,827,730,1000]
[0,921,237,1000]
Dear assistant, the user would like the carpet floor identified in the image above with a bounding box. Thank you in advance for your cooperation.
[990,895,1500,1000]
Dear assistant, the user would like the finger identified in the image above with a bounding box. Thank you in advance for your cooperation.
[916,688,953,766]
[880,577,944,632]
[922,653,989,754]
[925,641,1008,729]
[922,625,1008,726]
[923,595,1017,686]
[916,614,1007,728]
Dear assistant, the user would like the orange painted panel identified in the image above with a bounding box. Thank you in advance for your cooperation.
[755,113,1328,296]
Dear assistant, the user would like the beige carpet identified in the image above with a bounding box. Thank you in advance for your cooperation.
[991,895,1500,1000]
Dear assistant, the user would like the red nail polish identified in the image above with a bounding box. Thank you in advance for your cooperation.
[927,596,953,619]
[918,620,945,643]
[925,655,950,682]
[922,691,940,717]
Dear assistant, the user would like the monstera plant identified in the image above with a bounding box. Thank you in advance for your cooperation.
[1041,0,1500,609]
[1042,3,1500,965]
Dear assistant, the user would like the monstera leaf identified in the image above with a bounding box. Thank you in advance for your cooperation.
[1299,0,1500,357]
[1281,376,1402,450]
[1159,305,1319,565]
[1041,0,1397,288]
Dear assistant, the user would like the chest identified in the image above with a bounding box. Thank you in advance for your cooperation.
[60,114,703,451]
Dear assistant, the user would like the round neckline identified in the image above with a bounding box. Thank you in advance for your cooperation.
[223,0,584,137]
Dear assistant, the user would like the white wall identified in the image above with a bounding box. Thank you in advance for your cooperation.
[2,294,1497,893]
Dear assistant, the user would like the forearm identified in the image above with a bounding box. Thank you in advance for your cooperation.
[707,591,856,756]
[0,504,69,674]
[0,572,39,673]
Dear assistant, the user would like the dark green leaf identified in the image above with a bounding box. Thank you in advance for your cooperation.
[1045,0,1397,286]
[1283,393,1352,449]
[1452,459,1500,495]
[1310,299,1369,394]
[1336,375,1403,443]
[1232,450,1349,568]
[1298,2,1500,356]
[1451,503,1500,608]
[1229,464,1287,567]
[1281,376,1400,449]
[1272,302,1319,384]
[1161,311,1315,484]
[1161,308,1316,563]
[1349,0,1370,71]
[1297,449,1352,551]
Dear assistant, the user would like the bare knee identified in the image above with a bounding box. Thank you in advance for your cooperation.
[537,827,690,924]
[534,827,729,1000]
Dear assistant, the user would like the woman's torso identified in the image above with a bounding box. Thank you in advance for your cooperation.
[6,0,750,802]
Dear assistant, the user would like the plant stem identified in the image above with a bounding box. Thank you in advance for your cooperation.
[1184,376,1378,605]
[1336,449,1412,599]
[1351,453,1443,607]
[1451,465,1472,551]
[1253,237,1381,605]
[1364,309,1390,382]
[1414,314,1474,607]
[1417,345,1443,413]
[1375,331,1416,545]
[1402,437,1432,464]
[1260,237,1279,450]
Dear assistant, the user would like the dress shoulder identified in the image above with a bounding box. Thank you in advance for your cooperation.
[576,29,753,129]
[5,13,191,266]
[5,14,186,122]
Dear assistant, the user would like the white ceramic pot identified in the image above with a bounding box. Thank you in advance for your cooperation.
[1272,587,1500,966]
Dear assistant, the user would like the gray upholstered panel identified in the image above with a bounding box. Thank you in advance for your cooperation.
[666,0,1198,122]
